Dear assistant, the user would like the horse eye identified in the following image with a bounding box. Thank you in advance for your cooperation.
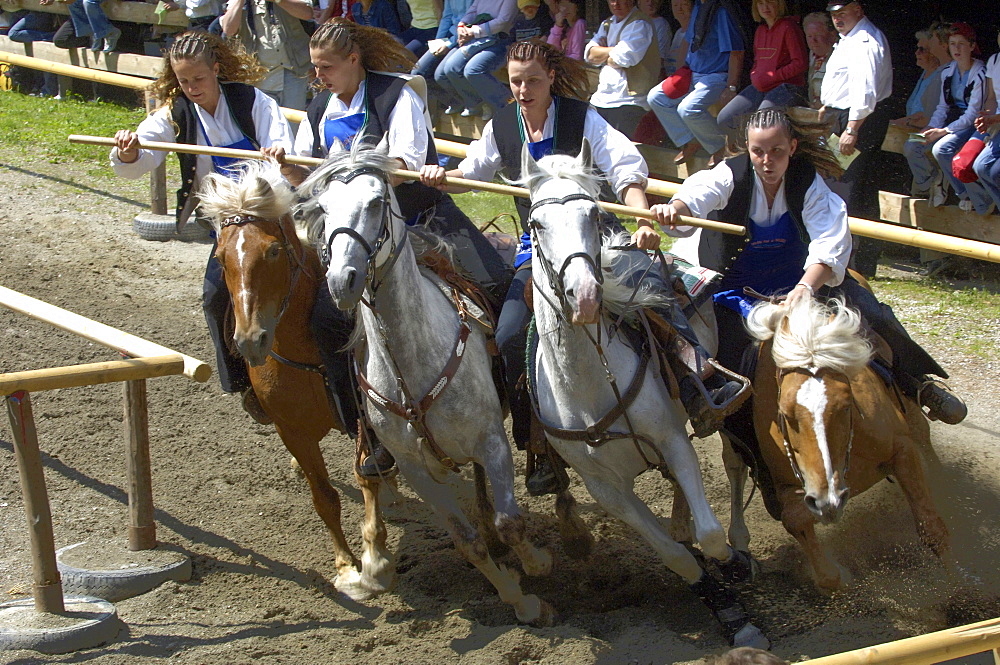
[267,242,282,259]
[528,219,544,231]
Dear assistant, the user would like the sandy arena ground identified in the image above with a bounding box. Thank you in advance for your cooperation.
[1,154,999,664]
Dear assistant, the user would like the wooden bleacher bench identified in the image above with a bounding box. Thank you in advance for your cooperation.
[0,34,163,79]
[880,190,1000,244]
[0,0,189,28]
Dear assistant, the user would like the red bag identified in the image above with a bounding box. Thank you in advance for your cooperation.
[661,66,692,99]
[952,137,986,183]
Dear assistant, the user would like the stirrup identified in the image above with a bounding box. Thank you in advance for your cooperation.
[687,361,752,438]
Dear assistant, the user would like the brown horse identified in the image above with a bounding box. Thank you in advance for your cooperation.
[199,161,394,600]
[742,295,950,591]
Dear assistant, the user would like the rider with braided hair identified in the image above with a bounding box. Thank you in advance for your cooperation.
[421,39,747,494]
[264,19,514,476]
[110,30,295,425]
[651,107,967,454]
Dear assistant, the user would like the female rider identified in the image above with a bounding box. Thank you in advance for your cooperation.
[420,39,745,495]
[267,20,513,475]
[111,31,294,425]
[650,108,966,468]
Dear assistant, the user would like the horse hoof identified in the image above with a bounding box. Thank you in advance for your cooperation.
[521,597,556,627]
[335,569,387,602]
[731,623,770,650]
[522,548,553,577]
[716,549,755,586]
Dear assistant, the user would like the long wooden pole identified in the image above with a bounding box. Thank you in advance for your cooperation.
[124,379,157,550]
[0,50,149,89]
[0,355,185,396]
[6,391,65,613]
[69,134,746,236]
[0,285,210,383]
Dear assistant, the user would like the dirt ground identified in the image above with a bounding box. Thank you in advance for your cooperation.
[1,153,998,665]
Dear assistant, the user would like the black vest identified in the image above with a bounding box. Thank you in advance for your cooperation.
[307,72,443,220]
[171,82,259,224]
[942,67,977,126]
[493,96,618,233]
[699,153,814,274]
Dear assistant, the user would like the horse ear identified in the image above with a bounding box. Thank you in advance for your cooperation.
[330,137,345,154]
[521,142,541,182]
[374,133,390,156]
[578,137,594,171]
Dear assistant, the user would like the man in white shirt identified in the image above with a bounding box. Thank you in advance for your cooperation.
[585,0,661,138]
[818,0,891,277]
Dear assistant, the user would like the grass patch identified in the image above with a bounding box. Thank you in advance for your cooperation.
[0,90,145,164]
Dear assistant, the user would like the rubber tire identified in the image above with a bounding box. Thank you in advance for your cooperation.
[0,596,120,654]
[132,213,210,242]
[56,544,192,603]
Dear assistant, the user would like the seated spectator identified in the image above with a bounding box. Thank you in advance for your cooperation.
[62,0,122,52]
[664,0,693,76]
[639,0,672,68]
[53,18,91,49]
[972,32,1000,214]
[317,0,354,23]
[511,0,553,42]
[352,0,404,37]
[909,23,992,215]
[433,0,518,119]
[399,0,441,57]
[647,0,746,164]
[892,29,943,198]
[546,0,585,60]
[585,0,661,138]
[413,0,472,112]
[159,0,222,31]
[6,9,59,96]
[801,11,835,108]
[716,0,807,146]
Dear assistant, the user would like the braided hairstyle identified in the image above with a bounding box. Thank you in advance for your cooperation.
[149,31,267,108]
[507,39,590,101]
[741,108,844,180]
[309,19,415,74]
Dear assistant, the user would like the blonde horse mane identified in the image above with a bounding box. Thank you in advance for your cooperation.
[198,160,298,236]
[746,296,872,376]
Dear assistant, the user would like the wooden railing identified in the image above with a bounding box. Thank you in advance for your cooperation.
[0,0,189,28]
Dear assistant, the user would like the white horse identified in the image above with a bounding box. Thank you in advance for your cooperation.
[298,142,554,625]
[521,140,768,649]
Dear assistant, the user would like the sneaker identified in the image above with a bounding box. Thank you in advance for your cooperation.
[102,26,121,53]
[89,34,103,52]
[918,257,953,278]
[978,201,997,217]
[525,456,560,496]
[443,104,462,115]
[919,379,967,424]
[357,437,396,477]
[241,387,273,425]
[459,106,480,117]
[929,172,947,207]
[481,105,494,121]
[959,198,973,213]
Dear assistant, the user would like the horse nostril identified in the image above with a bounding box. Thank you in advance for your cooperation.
[804,494,819,514]
[566,288,575,298]
[345,268,356,291]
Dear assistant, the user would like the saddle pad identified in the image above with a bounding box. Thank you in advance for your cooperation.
[666,253,722,306]
[420,267,494,335]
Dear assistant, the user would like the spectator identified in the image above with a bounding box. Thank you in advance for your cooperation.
[6,9,59,96]
[972,32,1000,214]
[547,0,585,60]
[891,30,943,198]
[818,0,891,278]
[585,0,661,138]
[911,23,991,215]
[511,0,552,43]
[433,0,518,119]
[639,0,672,67]
[59,0,122,53]
[717,0,807,146]
[159,0,223,30]
[413,0,473,112]
[664,0,693,76]
[352,0,404,37]
[221,0,315,111]
[647,0,746,164]
[317,0,354,23]
[926,21,952,72]
[53,17,91,49]
[801,11,835,108]
[398,0,441,56]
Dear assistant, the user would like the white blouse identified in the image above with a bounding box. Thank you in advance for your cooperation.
[585,8,655,110]
[458,100,648,198]
[110,87,293,181]
[291,81,429,171]
[669,161,852,286]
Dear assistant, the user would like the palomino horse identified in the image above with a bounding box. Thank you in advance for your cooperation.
[742,295,950,590]
[520,141,767,649]
[198,161,392,600]
[299,143,555,625]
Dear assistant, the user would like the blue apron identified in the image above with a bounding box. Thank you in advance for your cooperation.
[196,113,257,180]
[323,111,367,152]
[514,135,554,269]
[714,211,808,318]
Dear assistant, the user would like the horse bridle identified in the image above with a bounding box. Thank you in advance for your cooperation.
[219,213,315,325]
[528,192,604,321]
[773,366,856,487]
[321,166,403,294]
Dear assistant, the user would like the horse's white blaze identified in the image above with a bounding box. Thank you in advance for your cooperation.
[796,374,835,493]
[235,228,253,319]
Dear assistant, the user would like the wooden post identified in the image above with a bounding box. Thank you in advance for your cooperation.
[145,91,168,216]
[123,378,156,551]
[6,391,64,614]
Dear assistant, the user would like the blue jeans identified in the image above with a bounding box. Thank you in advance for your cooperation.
[973,135,1000,209]
[434,38,510,112]
[932,128,994,213]
[260,70,309,112]
[903,136,940,194]
[67,0,113,39]
[8,11,55,42]
[647,70,727,155]
[414,48,453,109]
[716,83,804,143]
